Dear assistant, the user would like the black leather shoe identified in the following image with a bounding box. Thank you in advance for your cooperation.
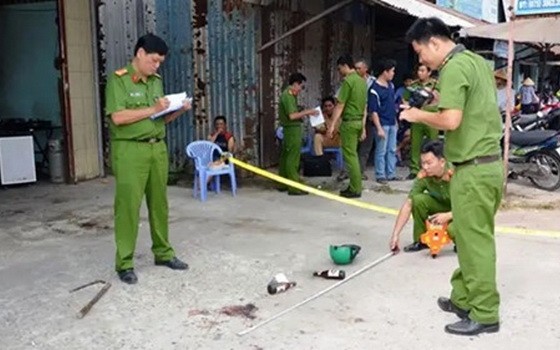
[288,190,308,196]
[406,173,417,180]
[445,318,499,336]
[155,257,189,270]
[437,297,469,319]
[403,242,428,252]
[376,178,388,184]
[339,189,361,198]
[118,269,138,284]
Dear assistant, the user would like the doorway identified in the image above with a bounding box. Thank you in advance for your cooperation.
[0,0,68,181]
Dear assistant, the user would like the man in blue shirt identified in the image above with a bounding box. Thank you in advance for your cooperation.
[369,59,400,183]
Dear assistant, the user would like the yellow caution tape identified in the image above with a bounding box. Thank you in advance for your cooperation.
[228,157,560,238]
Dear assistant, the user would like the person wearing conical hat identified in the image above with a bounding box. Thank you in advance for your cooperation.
[522,77,535,86]
[494,70,515,114]
[519,76,539,114]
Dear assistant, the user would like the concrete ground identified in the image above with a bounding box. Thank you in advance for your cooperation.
[1,167,559,350]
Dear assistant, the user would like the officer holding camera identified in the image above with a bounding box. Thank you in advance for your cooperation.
[400,18,503,336]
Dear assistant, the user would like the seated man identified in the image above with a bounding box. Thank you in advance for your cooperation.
[389,140,453,253]
[313,96,341,155]
[208,115,235,169]
[208,115,235,154]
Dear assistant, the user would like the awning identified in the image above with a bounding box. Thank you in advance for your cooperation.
[462,17,560,45]
[258,0,482,53]
[363,0,484,28]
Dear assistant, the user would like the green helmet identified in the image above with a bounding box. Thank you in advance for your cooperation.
[329,244,361,265]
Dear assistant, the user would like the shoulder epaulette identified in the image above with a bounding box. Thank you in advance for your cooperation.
[115,68,128,77]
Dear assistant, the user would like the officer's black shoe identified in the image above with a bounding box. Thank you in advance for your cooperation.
[437,297,469,319]
[407,173,417,180]
[118,269,138,284]
[444,318,500,336]
[339,188,361,198]
[403,242,428,252]
[155,257,189,270]
[288,190,308,196]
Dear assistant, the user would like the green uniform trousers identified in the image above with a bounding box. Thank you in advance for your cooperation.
[410,194,453,243]
[278,126,302,194]
[340,120,363,193]
[449,161,503,324]
[409,123,438,175]
[111,140,175,272]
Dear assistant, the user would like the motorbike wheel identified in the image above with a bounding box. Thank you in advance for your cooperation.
[528,151,560,191]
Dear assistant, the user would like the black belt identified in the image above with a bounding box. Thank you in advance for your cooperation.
[136,138,162,143]
[452,154,500,168]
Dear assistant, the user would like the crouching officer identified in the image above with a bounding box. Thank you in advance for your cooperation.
[389,140,453,252]
[105,34,191,284]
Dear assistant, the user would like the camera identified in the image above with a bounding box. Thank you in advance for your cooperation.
[407,87,434,109]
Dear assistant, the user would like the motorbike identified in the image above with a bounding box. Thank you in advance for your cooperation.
[508,102,560,132]
[507,129,560,191]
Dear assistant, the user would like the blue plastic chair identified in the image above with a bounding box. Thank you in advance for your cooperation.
[301,132,313,154]
[186,141,237,201]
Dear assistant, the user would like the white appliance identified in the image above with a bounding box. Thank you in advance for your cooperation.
[0,136,37,185]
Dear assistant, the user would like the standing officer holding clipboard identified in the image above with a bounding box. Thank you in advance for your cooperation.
[105,34,191,284]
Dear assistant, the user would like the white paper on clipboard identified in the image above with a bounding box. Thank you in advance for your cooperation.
[150,92,191,119]
[309,107,325,127]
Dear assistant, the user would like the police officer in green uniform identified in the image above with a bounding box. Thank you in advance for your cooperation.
[401,18,503,336]
[403,64,439,179]
[105,34,191,284]
[277,73,318,195]
[389,140,453,252]
[327,55,367,198]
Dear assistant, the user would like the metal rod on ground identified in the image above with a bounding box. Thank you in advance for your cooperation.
[237,252,395,336]
[70,280,112,319]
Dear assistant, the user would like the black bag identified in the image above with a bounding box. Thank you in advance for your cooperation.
[302,155,332,177]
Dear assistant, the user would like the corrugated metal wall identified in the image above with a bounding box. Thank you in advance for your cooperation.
[98,0,260,170]
[259,0,375,167]
[154,0,194,171]
[99,0,379,170]
[203,0,260,162]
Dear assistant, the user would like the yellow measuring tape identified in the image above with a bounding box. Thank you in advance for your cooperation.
[228,157,560,238]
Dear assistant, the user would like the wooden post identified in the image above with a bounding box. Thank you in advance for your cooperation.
[503,0,516,194]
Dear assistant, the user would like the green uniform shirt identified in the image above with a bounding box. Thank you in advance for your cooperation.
[408,167,452,206]
[279,88,300,127]
[338,71,367,120]
[105,63,166,140]
[437,49,502,163]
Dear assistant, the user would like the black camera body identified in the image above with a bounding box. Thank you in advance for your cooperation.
[407,87,435,109]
